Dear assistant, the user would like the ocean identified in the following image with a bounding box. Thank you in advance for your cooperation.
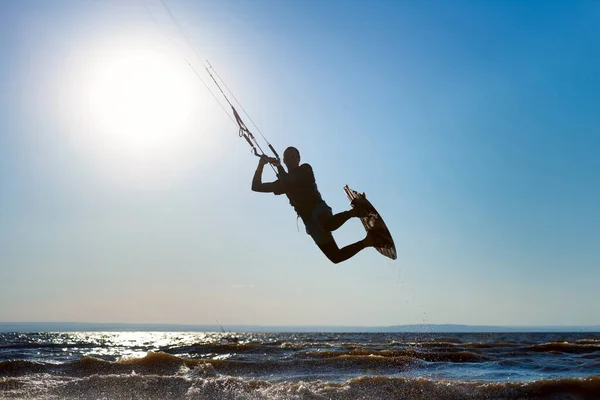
[1,331,600,399]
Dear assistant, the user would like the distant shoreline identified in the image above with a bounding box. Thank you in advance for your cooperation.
[2,322,599,333]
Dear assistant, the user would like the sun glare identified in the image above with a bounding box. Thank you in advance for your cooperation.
[60,31,221,187]
[88,48,193,155]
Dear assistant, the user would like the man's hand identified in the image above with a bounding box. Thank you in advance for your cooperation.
[268,157,281,167]
[259,155,281,167]
[258,155,269,166]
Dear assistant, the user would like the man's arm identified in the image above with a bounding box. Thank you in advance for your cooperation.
[251,157,284,193]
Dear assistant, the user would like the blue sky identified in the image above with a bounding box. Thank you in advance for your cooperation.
[1,0,598,327]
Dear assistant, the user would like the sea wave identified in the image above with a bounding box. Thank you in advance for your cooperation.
[526,342,600,354]
[0,351,420,378]
[2,373,600,399]
[301,349,489,363]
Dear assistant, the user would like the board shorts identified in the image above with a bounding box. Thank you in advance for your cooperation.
[302,201,335,245]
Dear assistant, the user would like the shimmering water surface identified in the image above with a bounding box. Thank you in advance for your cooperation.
[1,331,600,399]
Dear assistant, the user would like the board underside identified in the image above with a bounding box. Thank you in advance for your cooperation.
[344,185,397,260]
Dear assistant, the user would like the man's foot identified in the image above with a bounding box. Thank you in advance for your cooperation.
[351,197,372,218]
[364,229,394,249]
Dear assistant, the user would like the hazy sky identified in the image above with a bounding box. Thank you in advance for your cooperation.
[1,0,599,327]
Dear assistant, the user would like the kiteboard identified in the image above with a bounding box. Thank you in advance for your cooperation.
[344,185,397,260]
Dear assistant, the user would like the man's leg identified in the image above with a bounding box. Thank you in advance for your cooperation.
[322,209,357,232]
[316,229,393,264]
[322,198,371,232]
[317,239,369,264]
[308,201,377,263]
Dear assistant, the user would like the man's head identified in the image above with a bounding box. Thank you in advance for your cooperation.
[283,146,301,169]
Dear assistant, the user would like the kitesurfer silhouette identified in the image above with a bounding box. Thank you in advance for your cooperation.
[252,146,392,263]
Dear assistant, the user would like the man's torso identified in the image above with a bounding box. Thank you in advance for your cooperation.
[273,163,324,220]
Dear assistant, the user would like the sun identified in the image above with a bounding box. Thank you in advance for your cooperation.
[88,47,195,157]
[60,31,219,187]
